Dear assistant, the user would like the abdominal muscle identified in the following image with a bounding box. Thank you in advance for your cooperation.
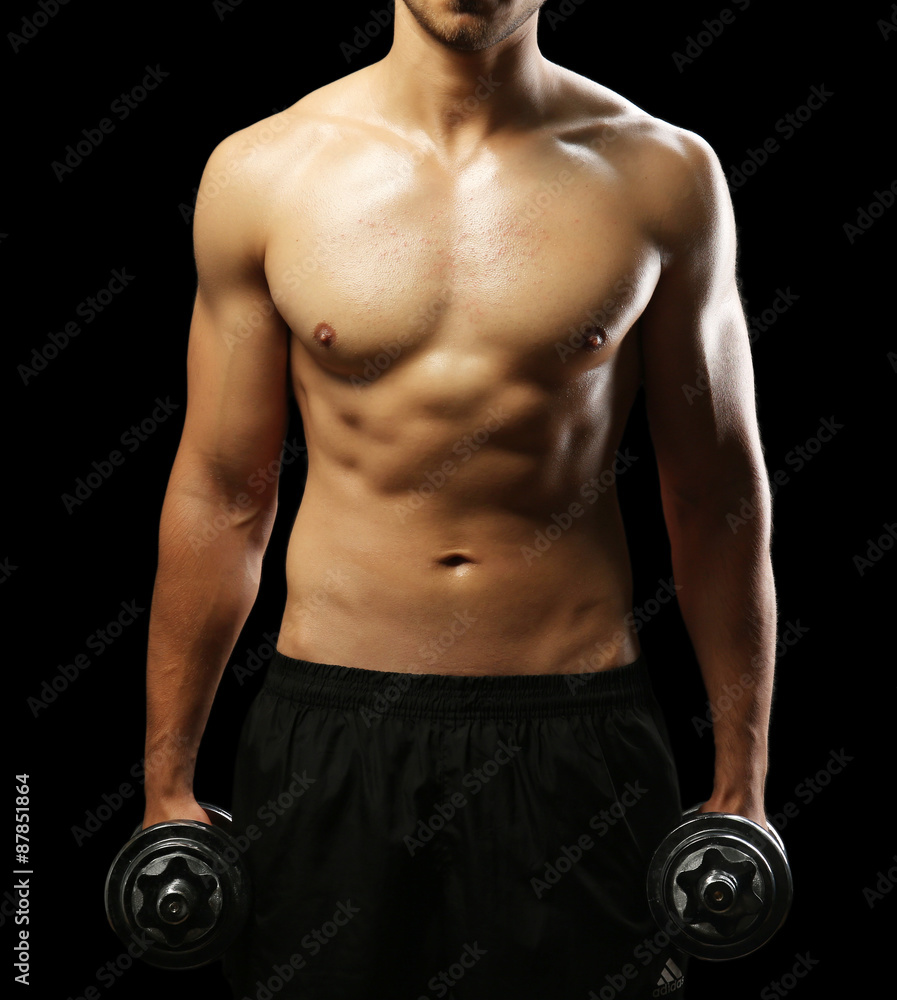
[276,466,641,676]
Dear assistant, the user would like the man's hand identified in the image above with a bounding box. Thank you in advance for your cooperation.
[698,793,768,831]
[142,794,213,831]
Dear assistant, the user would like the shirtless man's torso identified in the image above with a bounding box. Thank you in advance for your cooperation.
[144,0,775,848]
[273,60,659,676]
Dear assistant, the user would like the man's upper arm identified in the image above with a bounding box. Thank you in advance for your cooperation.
[172,133,290,508]
[639,128,767,510]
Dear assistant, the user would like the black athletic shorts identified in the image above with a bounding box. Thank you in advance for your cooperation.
[223,651,690,1000]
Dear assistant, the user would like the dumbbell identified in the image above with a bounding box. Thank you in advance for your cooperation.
[104,803,251,969]
[646,807,792,961]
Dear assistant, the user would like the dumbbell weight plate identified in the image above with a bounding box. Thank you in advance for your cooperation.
[647,811,792,961]
[105,805,250,969]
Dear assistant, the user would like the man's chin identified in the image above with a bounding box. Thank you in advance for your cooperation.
[439,32,495,53]
[403,0,509,52]
[420,23,495,52]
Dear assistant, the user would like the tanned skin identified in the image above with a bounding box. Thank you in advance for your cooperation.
[143,1,776,834]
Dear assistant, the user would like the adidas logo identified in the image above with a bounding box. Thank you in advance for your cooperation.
[652,957,685,996]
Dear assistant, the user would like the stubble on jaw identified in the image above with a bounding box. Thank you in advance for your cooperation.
[401,0,547,52]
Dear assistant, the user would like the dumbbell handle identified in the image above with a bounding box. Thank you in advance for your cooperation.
[684,803,788,858]
[134,802,234,839]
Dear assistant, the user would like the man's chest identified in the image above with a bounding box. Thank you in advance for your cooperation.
[263,137,661,380]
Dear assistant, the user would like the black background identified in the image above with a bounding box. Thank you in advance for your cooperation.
[5,1,894,997]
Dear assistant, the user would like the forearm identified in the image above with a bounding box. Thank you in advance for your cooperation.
[144,484,276,804]
[665,484,777,814]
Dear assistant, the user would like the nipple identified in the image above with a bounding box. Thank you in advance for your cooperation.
[313,322,336,347]
[582,325,606,351]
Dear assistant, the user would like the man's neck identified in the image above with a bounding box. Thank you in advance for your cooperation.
[370,3,556,157]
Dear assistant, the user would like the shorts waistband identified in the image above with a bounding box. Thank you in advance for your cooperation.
[260,650,656,721]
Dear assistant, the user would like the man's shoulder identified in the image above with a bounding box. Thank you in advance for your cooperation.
[204,69,370,183]
[555,67,729,249]
[553,65,718,188]
[191,79,362,252]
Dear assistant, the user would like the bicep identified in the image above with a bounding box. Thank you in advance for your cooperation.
[171,139,291,504]
[639,132,765,506]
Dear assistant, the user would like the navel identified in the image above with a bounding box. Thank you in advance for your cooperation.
[437,554,475,568]
[313,321,336,347]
